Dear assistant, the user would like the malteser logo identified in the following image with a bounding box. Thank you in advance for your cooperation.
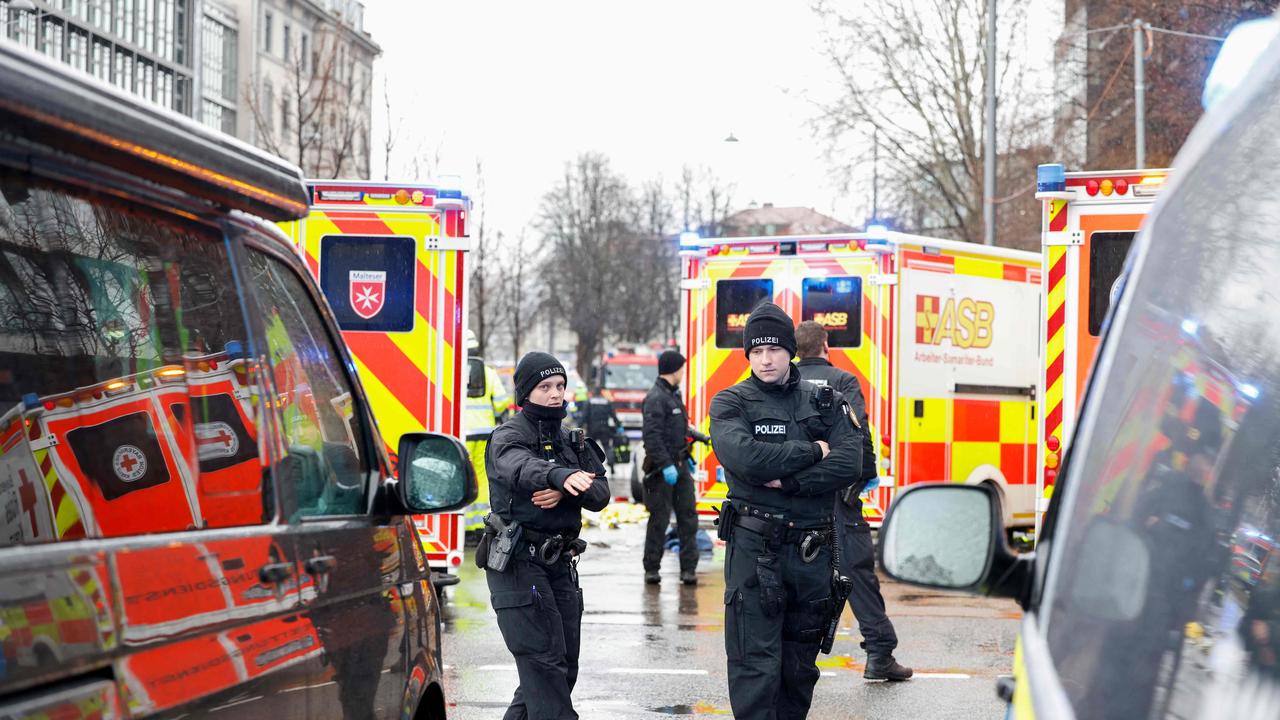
[540,367,566,378]
[749,336,780,347]
[754,424,787,435]
[915,295,993,349]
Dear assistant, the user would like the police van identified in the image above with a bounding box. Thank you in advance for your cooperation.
[877,17,1280,720]
[0,43,474,718]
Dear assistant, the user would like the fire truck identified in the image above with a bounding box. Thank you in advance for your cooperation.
[598,351,658,430]
[1033,164,1169,525]
[280,181,470,573]
[680,231,1042,527]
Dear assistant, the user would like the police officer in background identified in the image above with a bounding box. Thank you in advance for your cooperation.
[583,385,623,471]
[483,351,611,720]
[710,303,864,719]
[795,320,913,682]
[641,349,700,585]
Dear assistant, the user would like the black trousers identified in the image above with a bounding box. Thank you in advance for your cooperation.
[486,551,583,720]
[642,468,699,573]
[724,524,832,720]
[835,496,898,656]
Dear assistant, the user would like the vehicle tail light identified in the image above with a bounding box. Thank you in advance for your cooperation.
[1114,178,1129,195]
[1046,436,1060,452]
[1100,179,1114,196]
[1045,451,1060,469]
[1085,179,1100,196]
[1045,468,1058,485]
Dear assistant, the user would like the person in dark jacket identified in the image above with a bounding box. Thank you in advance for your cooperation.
[484,351,611,720]
[710,303,864,719]
[583,385,623,470]
[641,349,700,585]
[795,320,912,681]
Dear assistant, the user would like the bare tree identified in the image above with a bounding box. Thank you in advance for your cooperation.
[381,76,400,182]
[497,230,540,362]
[538,152,635,379]
[675,165,734,238]
[245,27,370,178]
[612,179,679,344]
[811,0,1049,245]
[468,159,500,357]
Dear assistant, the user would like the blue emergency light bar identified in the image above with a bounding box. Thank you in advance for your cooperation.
[437,188,464,199]
[1037,164,1067,193]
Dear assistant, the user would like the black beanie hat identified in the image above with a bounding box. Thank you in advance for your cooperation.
[514,352,567,405]
[658,350,685,375]
[743,302,797,357]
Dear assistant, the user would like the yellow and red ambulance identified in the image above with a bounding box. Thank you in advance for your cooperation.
[680,231,1041,527]
[1034,164,1169,527]
[280,181,470,573]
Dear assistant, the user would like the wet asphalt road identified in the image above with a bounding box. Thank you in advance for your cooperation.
[438,504,1021,719]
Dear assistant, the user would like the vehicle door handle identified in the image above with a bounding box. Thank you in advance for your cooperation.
[258,562,294,584]
[305,555,338,575]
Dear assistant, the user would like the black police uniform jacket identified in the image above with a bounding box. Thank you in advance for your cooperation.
[485,410,611,534]
[709,365,863,523]
[641,377,688,474]
[796,357,877,485]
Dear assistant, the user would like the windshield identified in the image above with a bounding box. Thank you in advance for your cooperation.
[1039,65,1280,719]
[603,362,656,390]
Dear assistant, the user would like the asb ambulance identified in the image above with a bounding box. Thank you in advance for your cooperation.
[680,231,1041,527]
[1034,164,1169,525]
[280,181,470,572]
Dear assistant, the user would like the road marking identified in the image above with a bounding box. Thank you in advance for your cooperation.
[915,673,972,679]
[605,668,710,675]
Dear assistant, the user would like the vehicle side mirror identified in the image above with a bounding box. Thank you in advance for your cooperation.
[879,483,1033,605]
[396,432,477,513]
[467,357,486,398]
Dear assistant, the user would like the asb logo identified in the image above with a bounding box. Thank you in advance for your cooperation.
[349,270,386,319]
[811,312,849,330]
[915,295,994,349]
[726,312,749,329]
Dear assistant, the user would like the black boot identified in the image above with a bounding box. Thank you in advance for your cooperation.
[644,571,661,585]
[680,571,697,586]
[864,655,913,681]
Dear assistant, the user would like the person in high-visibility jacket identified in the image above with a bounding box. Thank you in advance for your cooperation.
[463,331,513,533]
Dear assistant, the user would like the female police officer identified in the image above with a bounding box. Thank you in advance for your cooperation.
[482,351,610,720]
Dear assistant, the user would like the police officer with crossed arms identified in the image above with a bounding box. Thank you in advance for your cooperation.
[710,303,864,719]
[480,351,611,720]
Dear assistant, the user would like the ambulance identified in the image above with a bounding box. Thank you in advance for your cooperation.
[680,231,1042,527]
[280,181,471,573]
[1033,164,1169,525]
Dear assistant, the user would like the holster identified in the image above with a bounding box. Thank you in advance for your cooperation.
[482,512,522,573]
[821,526,854,654]
[714,503,737,542]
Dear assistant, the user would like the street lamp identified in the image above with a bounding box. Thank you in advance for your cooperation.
[723,131,739,143]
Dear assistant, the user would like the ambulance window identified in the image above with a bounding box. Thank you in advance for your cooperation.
[716,279,773,349]
[242,249,370,518]
[1088,231,1135,336]
[802,276,862,348]
[319,235,415,333]
[0,178,271,546]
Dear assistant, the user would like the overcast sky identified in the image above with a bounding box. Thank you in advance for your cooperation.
[364,1,1060,240]
[363,1,858,238]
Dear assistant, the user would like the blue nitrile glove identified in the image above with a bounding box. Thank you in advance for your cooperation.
[662,465,679,486]
[686,457,697,475]
[861,475,881,494]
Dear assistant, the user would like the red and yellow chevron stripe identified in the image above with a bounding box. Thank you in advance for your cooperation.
[1042,244,1068,496]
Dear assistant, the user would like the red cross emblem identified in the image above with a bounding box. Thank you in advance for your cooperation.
[112,445,147,482]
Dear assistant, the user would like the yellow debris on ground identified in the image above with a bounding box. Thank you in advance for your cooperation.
[583,501,650,529]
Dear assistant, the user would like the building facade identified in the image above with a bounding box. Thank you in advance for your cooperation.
[1,0,378,179]
[1,0,194,114]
